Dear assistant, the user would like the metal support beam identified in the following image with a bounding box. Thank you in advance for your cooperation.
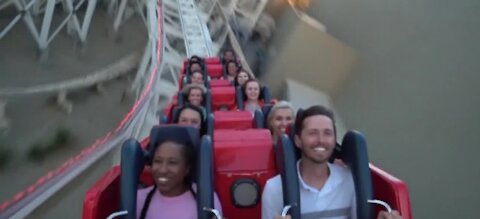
[78,0,97,42]
[113,0,128,33]
[38,0,56,51]
[0,14,22,39]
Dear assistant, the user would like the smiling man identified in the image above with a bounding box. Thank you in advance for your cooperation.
[261,105,357,219]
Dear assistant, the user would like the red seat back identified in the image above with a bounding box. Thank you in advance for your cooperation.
[207,64,224,78]
[211,86,236,110]
[210,79,232,87]
[205,57,221,64]
[214,111,253,130]
[213,129,276,219]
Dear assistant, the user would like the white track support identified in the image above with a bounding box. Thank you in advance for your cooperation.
[38,0,56,50]
[0,13,21,39]
[131,41,152,98]
[109,0,148,34]
[76,0,97,43]
[0,0,13,11]
[7,0,41,44]
[1,0,98,52]
[112,0,128,33]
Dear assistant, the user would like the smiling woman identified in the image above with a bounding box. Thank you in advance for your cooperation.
[136,132,222,219]
[267,101,295,145]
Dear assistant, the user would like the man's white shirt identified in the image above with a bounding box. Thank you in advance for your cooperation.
[261,160,357,219]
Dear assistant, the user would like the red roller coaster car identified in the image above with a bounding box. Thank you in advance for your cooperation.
[82,57,412,219]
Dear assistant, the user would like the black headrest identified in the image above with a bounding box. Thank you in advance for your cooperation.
[206,113,214,137]
[339,131,374,219]
[235,86,244,110]
[275,135,301,219]
[120,139,145,219]
[254,109,265,129]
[261,86,272,104]
[147,125,200,163]
[262,104,273,128]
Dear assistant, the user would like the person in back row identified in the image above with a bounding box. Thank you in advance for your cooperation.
[136,127,222,219]
[242,79,262,114]
[234,69,253,87]
[261,105,403,219]
[190,71,205,86]
[188,61,203,73]
[189,55,203,63]
[224,60,240,82]
[222,49,236,63]
[176,104,205,136]
[182,84,207,107]
[267,101,295,145]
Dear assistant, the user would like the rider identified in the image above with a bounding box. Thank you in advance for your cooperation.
[182,84,207,107]
[267,101,295,145]
[242,79,263,114]
[176,104,206,136]
[136,127,222,219]
[262,105,403,219]
[234,70,254,87]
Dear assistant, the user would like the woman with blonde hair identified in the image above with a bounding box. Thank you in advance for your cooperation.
[267,101,295,145]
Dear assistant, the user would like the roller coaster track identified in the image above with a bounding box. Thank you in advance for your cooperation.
[0,0,266,218]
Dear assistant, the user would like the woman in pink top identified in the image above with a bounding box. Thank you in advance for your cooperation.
[136,136,222,219]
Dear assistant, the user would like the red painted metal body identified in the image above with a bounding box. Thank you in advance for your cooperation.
[82,56,412,219]
[82,140,413,219]
[214,111,254,129]
[213,129,276,219]
[206,64,224,78]
[210,79,232,87]
[370,164,412,219]
[210,86,237,110]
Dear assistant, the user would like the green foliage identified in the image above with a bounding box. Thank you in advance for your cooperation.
[46,128,72,151]
[27,143,46,162]
[0,143,12,169]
